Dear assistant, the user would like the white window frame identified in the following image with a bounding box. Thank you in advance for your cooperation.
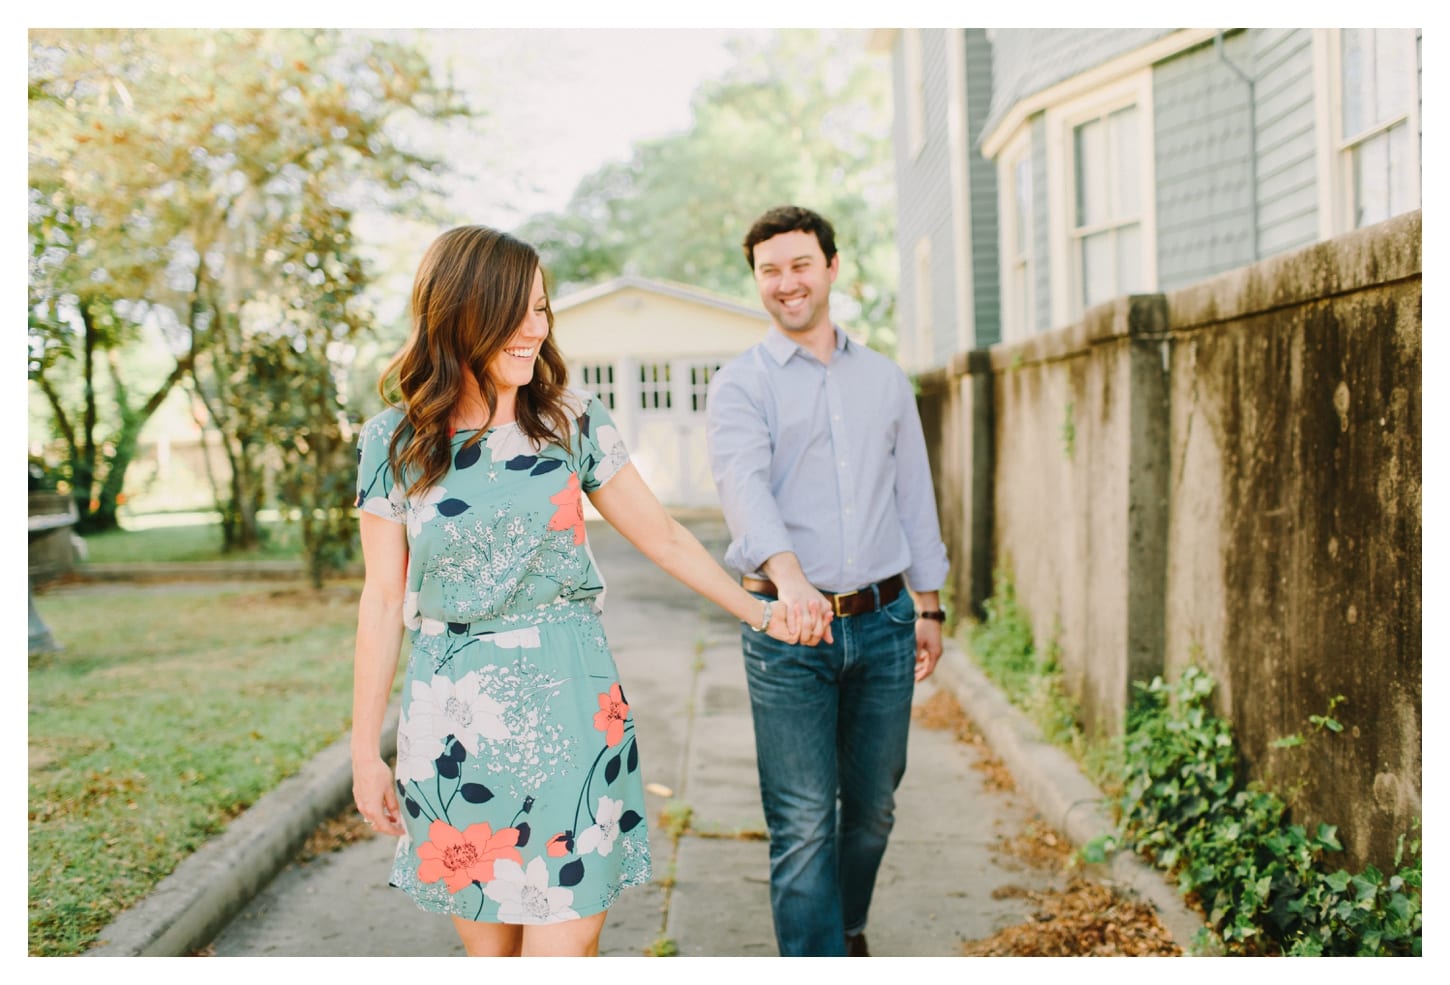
[684,361,720,414]
[1044,70,1157,327]
[637,361,672,413]
[1313,28,1421,238]
[997,127,1035,342]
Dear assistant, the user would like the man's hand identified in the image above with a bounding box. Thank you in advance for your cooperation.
[762,552,834,646]
[914,615,943,681]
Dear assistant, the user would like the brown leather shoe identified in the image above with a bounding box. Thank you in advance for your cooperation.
[845,933,870,957]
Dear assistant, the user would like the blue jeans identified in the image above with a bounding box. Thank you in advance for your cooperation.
[739,586,919,956]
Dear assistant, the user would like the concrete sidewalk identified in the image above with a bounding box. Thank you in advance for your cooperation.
[87,513,1204,958]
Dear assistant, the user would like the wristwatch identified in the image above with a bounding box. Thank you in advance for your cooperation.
[917,610,946,622]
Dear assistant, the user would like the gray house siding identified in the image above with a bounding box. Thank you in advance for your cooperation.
[1152,34,1257,291]
[1251,28,1319,257]
[891,29,960,369]
[982,28,1177,146]
[964,28,1001,350]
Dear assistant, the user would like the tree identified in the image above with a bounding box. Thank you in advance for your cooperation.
[29,29,465,565]
[517,30,899,351]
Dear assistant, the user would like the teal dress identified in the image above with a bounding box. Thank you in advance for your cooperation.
[354,389,651,924]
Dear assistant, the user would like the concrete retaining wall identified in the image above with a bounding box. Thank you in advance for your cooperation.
[922,210,1421,872]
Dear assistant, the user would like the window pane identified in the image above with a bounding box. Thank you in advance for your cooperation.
[1116,223,1142,295]
[1374,29,1413,125]
[1075,118,1107,228]
[1388,121,1419,217]
[1110,106,1140,216]
[1342,28,1372,136]
[1353,130,1391,227]
[1081,231,1114,308]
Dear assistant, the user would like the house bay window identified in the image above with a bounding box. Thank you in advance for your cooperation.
[1072,104,1144,310]
[1340,28,1419,228]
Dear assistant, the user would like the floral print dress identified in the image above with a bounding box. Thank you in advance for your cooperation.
[354,389,650,925]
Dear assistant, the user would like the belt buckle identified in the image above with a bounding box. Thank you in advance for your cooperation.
[831,589,860,618]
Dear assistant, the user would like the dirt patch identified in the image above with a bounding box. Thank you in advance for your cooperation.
[913,687,1014,791]
[297,808,378,863]
[963,878,1181,956]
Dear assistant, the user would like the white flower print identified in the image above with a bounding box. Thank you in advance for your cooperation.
[418,616,446,637]
[407,670,511,753]
[485,424,539,464]
[477,626,541,649]
[394,711,445,784]
[403,590,421,631]
[593,423,628,485]
[363,481,408,524]
[405,485,447,537]
[575,795,624,857]
[483,857,579,924]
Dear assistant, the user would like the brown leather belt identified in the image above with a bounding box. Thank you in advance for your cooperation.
[742,573,906,618]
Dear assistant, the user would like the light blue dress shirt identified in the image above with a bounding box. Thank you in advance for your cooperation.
[706,325,950,595]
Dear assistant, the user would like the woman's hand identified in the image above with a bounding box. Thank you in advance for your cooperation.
[353,756,406,837]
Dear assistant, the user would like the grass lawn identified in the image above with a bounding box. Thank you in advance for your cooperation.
[80,516,304,564]
[27,577,395,956]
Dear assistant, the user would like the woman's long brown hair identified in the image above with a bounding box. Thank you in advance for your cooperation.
[378,225,573,496]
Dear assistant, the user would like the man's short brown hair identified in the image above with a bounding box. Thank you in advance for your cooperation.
[742,205,838,270]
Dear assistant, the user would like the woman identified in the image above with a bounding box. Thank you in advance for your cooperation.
[351,225,809,957]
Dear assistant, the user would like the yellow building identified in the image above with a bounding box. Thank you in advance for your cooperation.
[552,276,769,508]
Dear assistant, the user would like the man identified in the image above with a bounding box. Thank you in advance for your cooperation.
[705,205,950,957]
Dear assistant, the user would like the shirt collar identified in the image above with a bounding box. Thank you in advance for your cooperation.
[762,324,851,366]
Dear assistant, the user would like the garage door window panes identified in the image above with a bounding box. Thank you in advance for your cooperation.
[639,362,672,411]
[688,363,720,413]
[576,363,616,410]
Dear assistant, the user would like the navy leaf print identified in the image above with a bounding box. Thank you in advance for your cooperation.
[448,621,469,635]
[354,491,364,508]
[522,796,535,814]
[559,858,586,887]
[530,458,564,476]
[579,411,591,437]
[505,454,538,471]
[436,754,460,780]
[604,753,621,785]
[449,738,467,762]
[515,821,531,848]
[395,780,407,797]
[454,443,482,469]
[626,739,639,774]
[405,797,422,818]
[436,498,469,517]
[619,810,644,833]
[460,782,493,804]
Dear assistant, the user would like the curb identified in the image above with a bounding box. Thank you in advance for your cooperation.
[932,641,1210,952]
[84,701,400,957]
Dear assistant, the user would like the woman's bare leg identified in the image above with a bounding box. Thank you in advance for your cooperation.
[451,917,523,956]
[521,911,608,956]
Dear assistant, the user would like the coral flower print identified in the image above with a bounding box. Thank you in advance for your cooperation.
[548,472,586,545]
[593,683,629,747]
[484,857,580,924]
[416,820,523,893]
[576,796,624,857]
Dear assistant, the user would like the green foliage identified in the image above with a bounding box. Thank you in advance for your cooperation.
[1060,400,1076,459]
[28,28,464,547]
[1109,667,1422,956]
[518,30,900,352]
[967,571,1085,752]
[645,936,680,957]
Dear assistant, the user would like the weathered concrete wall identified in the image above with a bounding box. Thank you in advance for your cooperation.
[925,211,1420,872]
[1161,211,1421,872]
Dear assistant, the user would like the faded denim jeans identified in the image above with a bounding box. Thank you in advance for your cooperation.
[739,585,918,956]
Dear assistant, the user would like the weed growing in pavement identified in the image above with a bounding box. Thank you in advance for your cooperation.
[964,571,1089,765]
[1086,666,1422,956]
